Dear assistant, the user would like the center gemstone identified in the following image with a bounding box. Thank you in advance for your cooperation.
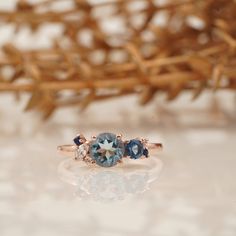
[89,133,125,167]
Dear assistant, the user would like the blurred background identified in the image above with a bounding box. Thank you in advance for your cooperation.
[0,0,236,236]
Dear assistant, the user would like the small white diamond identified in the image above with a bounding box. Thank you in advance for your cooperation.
[76,143,89,159]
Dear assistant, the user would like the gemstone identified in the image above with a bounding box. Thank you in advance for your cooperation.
[74,134,86,146]
[125,139,144,159]
[74,135,82,146]
[143,148,149,158]
[76,143,89,160]
[89,133,125,167]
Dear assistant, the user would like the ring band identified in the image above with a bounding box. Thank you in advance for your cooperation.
[58,132,163,168]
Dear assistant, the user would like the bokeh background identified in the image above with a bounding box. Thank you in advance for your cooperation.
[0,1,236,236]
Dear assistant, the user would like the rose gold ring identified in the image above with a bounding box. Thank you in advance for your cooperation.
[57,132,163,168]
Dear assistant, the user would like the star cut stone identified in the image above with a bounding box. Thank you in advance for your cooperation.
[125,139,144,159]
[89,133,125,167]
[97,139,116,160]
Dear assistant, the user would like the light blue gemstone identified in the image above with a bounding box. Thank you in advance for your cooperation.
[89,133,125,167]
[126,139,144,159]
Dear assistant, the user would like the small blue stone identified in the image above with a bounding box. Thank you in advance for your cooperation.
[74,136,82,146]
[143,148,149,158]
[126,139,144,159]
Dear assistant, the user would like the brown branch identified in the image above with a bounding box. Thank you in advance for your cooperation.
[0,0,236,118]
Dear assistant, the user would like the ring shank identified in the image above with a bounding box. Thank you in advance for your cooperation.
[57,145,77,157]
[146,143,163,150]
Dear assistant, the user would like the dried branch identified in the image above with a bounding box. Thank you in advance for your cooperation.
[0,0,236,118]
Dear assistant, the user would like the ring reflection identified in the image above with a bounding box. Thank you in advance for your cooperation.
[58,157,163,201]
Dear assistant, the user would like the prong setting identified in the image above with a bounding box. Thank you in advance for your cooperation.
[116,134,123,140]
[141,138,148,144]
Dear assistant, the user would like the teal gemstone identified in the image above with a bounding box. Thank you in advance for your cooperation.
[126,139,144,159]
[89,133,125,167]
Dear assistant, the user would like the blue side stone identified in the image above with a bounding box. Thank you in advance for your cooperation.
[89,133,125,167]
[125,139,144,159]
[143,148,149,158]
[74,135,82,146]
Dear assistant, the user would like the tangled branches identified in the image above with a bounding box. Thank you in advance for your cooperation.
[0,0,236,118]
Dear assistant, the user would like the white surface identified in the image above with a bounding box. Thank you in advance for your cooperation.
[0,92,236,236]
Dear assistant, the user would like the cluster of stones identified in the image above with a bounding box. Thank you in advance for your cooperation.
[73,132,149,167]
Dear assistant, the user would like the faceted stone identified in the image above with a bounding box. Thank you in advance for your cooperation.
[143,148,149,158]
[76,143,89,160]
[74,135,82,146]
[125,139,144,159]
[74,134,86,146]
[89,133,125,167]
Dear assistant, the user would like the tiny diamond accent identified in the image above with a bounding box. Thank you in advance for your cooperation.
[75,143,89,160]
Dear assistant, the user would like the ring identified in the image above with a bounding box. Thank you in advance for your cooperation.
[57,132,163,168]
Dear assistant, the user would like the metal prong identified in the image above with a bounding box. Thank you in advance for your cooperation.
[141,138,148,144]
[116,134,123,140]
[76,134,86,139]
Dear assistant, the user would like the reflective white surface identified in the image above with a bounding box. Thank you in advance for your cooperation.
[0,92,236,236]
[58,157,163,201]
